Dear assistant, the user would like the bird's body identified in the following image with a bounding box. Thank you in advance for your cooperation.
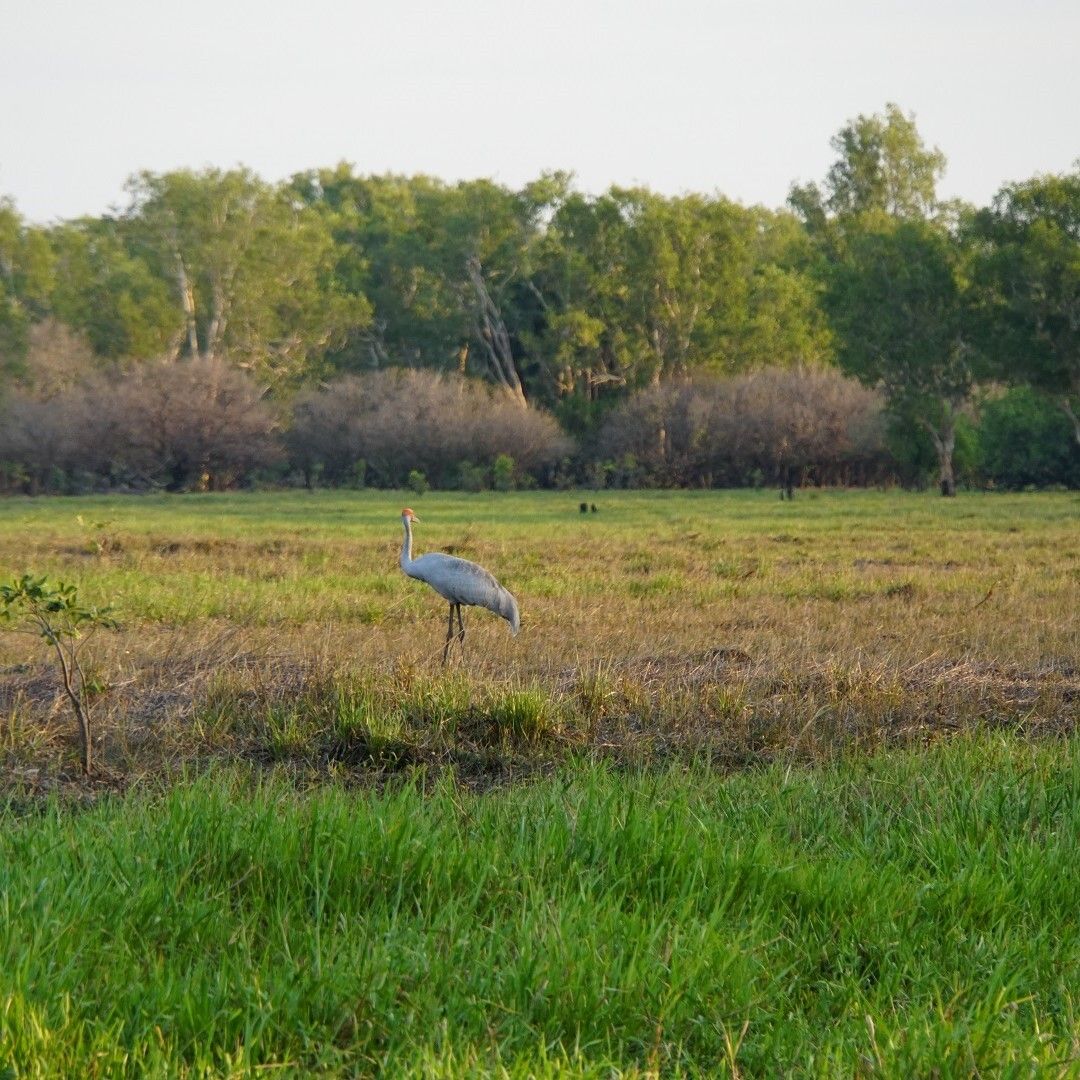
[399,509,519,661]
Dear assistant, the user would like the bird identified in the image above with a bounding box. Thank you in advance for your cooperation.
[398,508,520,664]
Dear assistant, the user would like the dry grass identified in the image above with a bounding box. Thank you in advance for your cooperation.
[1,489,1077,791]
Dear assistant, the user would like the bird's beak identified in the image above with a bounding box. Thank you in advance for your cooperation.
[411,512,421,522]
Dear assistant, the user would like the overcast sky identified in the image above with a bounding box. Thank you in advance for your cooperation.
[2,0,1077,224]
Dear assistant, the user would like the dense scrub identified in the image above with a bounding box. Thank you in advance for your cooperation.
[287,370,572,489]
[592,367,890,489]
[3,361,1076,494]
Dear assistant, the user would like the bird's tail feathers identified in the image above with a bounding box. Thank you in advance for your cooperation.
[500,589,521,636]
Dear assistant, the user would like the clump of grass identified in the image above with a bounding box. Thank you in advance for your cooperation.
[480,686,564,746]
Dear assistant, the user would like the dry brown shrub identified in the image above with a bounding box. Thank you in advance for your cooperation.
[0,357,280,491]
[288,370,572,487]
[594,365,889,487]
[18,318,99,399]
[105,358,281,490]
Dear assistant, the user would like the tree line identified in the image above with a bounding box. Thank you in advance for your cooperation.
[1,104,1077,494]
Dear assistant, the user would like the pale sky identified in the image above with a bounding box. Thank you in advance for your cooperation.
[2,0,1077,224]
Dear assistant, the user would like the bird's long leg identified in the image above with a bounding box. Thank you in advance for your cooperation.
[456,604,466,657]
[443,603,455,666]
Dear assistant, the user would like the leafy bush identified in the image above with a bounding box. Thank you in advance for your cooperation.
[407,469,429,496]
[492,453,516,491]
[978,387,1080,489]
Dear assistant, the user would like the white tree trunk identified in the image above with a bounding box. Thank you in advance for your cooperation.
[175,253,199,358]
[466,256,527,408]
[1060,397,1080,448]
[920,412,957,497]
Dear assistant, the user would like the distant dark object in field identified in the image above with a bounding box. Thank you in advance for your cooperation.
[590,504,598,513]
[579,502,588,514]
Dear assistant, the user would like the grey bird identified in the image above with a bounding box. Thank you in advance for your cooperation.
[398,508,520,663]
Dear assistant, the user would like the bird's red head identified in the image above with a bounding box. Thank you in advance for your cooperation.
[401,507,419,522]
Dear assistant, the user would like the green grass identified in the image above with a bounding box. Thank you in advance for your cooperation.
[0,490,1078,1074]
[2,734,1079,1076]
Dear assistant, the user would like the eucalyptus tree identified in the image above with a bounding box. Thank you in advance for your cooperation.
[436,176,555,407]
[734,208,833,370]
[972,167,1080,446]
[615,188,752,384]
[826,220,978,495]
[789,102,946,228]
[792,104,981,494]
[290,168,555,406]
[532,187,830,419]
[528,188,636,415]
[47,217,176,360]
[288,168,461,373]
[125,168,369,386]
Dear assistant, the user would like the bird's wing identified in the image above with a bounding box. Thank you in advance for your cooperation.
[407,552,502,603]
[407,552,520,634]
[408,552,518,613]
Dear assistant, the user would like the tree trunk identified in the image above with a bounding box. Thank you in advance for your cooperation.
[1060,398,1080,448]
[205,278,227,360]
[49,633,91,775]
[466,256,528,408]
[175,253,199,358]
[920,414,957,497]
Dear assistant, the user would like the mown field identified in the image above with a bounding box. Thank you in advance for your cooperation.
[1,489,1079,1075]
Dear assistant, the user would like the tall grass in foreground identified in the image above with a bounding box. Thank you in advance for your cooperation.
[3,734,1079,1077]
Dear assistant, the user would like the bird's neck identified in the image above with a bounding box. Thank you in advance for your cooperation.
[400,519,414,571]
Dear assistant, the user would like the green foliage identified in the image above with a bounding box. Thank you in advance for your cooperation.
[0,199,54,375]
[886,410,980,489]
[827,221,970,400]
[972,167,1080,443]
[790,102,946,226]
[350,458,367,489]
[456,460,489,492]
[407,469,429,496]
[492,453,515,491]
[0,574,116,641]
[46,218,176,359]
[979,387,1080,488]
[124,167,371,385]
[0,574,117,774]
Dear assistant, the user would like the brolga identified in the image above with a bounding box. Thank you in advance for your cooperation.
[398,508,520,664]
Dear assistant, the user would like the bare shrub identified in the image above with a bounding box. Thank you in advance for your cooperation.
[288,370,572,487]
[0,358,280,492]
[107,358,281,490]
[18,319,99,399]
[593,366,889,488]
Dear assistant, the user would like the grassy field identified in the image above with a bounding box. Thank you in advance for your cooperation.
[1,489,1079,1075]
[0,489,1076,780]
